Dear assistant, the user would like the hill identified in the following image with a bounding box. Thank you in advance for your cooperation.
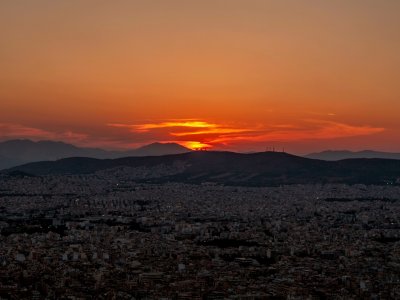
[125,142,190,157]
[5,151,400,186]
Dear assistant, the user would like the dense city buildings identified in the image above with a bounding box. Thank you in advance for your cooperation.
[0,172,399,299]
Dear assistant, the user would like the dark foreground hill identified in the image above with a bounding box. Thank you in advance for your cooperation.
[5,151,400,186]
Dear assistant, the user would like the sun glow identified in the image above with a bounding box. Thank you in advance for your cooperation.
[183,141,212,150]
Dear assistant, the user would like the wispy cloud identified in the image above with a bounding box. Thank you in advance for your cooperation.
[0,123,54,139]
[0,123,89,145]
[109,119,385,150]
[109,121,217,133]
[0,120,385,151]
[210,121,384,145]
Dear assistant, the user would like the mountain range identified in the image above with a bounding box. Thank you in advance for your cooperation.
[1,139,400,186]
[5,151,400,186]
[305,150,400,161]
[0,140,190,170]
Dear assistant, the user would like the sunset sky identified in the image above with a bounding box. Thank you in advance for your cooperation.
[1,0,399,153]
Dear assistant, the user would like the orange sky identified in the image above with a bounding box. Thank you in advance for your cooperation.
[0,1,399,153]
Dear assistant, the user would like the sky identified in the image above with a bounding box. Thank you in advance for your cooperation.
[1,0,399,154]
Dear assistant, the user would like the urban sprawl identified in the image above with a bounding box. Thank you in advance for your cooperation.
[0,170,399,299]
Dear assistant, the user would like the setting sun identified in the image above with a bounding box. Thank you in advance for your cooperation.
[182,141,212,151]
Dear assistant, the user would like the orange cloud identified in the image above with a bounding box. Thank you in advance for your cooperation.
[170,128,251,137]
[211,121,385,144]
[110,121,218,133]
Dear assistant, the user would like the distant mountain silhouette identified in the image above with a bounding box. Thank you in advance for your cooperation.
[0,140,190,170]
[5,151,400,186]
[306,150,400,161]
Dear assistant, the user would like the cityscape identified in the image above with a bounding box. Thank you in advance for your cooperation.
[0,169,399,299]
